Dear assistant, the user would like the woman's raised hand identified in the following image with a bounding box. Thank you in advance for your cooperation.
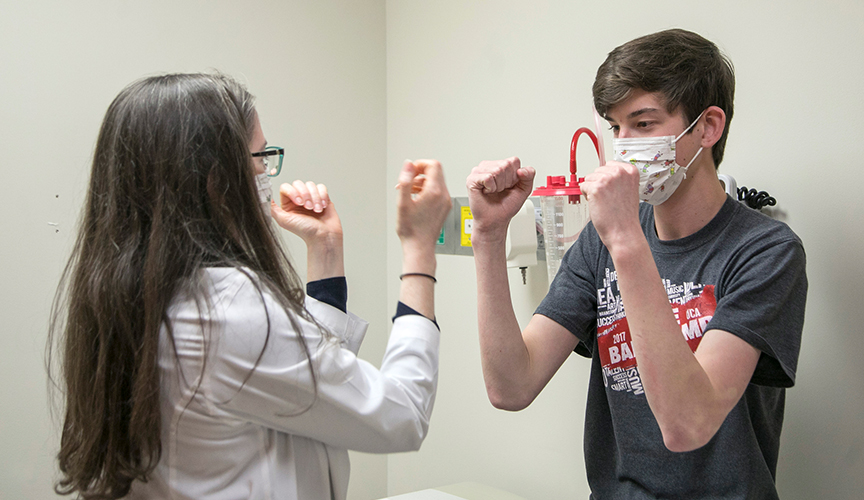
[396,160,452,251]
[272,180,343,245]
[273,180,344,280]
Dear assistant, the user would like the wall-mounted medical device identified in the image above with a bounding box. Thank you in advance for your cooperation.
[434,196,545,284]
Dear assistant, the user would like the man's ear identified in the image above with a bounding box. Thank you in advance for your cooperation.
[701,105,726,149]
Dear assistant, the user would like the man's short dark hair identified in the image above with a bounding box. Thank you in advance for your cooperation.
[593,29,735,168]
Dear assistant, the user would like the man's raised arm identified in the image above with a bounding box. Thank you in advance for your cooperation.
[467,157,579,410]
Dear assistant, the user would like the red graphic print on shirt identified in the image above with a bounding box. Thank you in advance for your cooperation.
[596,269,717,395]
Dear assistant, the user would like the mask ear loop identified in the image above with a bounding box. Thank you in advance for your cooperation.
[674,109,706,142]
[592,106,607,166]
[673,110,707,177]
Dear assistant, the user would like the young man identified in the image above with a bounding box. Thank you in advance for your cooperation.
[467,29,807,499]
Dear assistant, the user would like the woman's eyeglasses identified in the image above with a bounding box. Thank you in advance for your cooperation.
[251,146,285,177]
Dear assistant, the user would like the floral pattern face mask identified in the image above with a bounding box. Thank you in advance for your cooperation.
[612,110,704,205]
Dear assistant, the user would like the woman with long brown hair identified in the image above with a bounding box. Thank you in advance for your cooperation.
[48,73,451,499]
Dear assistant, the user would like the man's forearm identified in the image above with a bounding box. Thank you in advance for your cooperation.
[471,235,534,410]
[610,236,727,451]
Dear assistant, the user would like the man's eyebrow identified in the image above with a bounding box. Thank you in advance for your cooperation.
[627,107,660,119]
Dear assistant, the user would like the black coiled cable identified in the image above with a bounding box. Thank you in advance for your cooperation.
[737,186,776,210]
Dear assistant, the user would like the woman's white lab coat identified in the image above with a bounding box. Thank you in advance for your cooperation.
[127,267,439,499]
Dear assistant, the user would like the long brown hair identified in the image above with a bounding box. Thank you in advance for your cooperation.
[48,73,315,499]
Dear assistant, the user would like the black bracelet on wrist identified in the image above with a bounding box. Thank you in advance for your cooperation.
[399,272,437,283]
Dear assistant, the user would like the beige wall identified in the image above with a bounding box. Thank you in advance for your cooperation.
[0,1,388,499]
[385,1,864,499]
[3,1,864,499]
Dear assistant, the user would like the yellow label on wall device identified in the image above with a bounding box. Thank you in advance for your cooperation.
[461,206,473,247]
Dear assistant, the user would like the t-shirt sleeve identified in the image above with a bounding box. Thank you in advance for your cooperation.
[535,222,600,358]
[706,236,807,387]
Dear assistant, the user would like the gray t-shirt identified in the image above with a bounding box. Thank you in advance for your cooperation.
[536,196,807,500]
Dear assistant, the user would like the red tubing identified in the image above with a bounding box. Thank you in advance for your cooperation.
[570,127,600,175]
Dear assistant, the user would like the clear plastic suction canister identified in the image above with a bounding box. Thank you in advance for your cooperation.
[532,126,601,283]
[540,193,589,280]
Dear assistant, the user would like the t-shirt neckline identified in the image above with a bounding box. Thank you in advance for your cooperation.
[645,195,739,254]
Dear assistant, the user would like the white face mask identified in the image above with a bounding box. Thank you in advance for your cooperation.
[612,111,704,205]
[255,172,273,218]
